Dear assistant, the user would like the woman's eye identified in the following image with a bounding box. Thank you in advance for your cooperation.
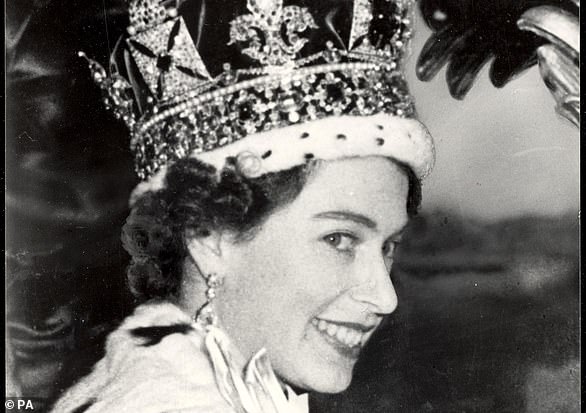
[382,241,399,258]
[322,233,357,252]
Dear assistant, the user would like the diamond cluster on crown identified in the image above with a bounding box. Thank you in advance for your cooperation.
[229,0,319,68]
[133,63,414,179]
[81,0,415,180]
[128,18,211,99]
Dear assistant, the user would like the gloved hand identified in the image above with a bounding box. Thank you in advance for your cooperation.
[416,0,579,127]
[517,3,579,126]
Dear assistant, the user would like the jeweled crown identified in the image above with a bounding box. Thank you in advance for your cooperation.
[81,0,416,180]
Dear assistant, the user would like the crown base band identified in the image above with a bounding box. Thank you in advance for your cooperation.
[133,63,415,180]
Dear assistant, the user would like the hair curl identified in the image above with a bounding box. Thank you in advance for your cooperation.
[121,157,421,301]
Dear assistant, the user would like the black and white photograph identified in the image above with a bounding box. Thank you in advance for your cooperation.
[5,0,580,412]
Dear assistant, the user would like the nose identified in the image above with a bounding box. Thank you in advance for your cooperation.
[351,257,398,315]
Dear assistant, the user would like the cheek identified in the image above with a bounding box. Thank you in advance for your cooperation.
[265,240,348,307]
[222,237,344,336]
[236,242,326,312]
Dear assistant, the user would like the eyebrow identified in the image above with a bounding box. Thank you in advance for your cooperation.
[312,211,377,229]
[312,210,409,240]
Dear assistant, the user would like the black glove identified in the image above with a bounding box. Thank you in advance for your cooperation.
[415,0,579,127]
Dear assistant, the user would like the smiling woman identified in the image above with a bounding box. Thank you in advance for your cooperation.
[49,0,434,412]
[124,156,418,395]
[194,157,412,393]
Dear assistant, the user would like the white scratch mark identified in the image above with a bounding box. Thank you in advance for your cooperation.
[511,146,566,158]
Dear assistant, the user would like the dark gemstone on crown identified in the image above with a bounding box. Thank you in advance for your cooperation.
[325,83,344,101]
[239,103,253,120]
[156,54,173,71]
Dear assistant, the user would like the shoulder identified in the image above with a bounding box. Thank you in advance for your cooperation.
[50,302,234,413]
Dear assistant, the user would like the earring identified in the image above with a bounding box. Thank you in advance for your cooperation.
[194,273,223,326]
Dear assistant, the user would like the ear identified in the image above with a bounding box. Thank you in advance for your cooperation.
[185,230,225,275]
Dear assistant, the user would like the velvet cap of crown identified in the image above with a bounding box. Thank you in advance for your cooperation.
[81,0,435,196]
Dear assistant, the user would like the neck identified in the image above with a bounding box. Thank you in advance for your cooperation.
[285,382,308,397]
[177,259,208,319]
[178,261,309,399]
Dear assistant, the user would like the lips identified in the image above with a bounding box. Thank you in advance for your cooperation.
[311,318,377,357]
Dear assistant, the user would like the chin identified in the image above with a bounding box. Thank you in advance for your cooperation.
[312,378,353,394]
[291,365,354,394]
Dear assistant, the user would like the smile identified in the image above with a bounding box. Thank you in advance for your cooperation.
[311,318,375,352]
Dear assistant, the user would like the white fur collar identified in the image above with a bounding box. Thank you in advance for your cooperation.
[51,302,309,413]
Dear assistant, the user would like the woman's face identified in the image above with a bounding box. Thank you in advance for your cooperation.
[215,156,409,393]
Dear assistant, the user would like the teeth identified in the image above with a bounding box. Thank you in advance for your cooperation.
[348,330,360,346]
[336,328,347,342]
[312,318,367,348]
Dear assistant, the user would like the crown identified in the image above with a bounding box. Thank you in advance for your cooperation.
[80,0,418,181]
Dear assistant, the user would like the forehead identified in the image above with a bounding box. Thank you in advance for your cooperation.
[280,157,410,231]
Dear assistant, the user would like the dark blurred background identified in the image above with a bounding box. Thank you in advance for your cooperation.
[6,1,580,412]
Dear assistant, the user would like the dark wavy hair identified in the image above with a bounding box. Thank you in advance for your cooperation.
[121,157,422,301]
